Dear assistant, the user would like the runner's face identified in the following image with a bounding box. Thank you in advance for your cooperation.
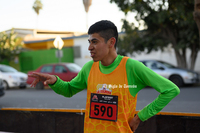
[88,33,110,62]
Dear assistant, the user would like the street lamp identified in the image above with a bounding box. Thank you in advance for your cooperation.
[53,36,64,63]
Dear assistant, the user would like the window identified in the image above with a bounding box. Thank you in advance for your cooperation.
[73,46,81,58]
[40,66,53,73]
[54,65,67,73]
[145,61,163,69]
[0,65,18,73]
[65,63,81,72]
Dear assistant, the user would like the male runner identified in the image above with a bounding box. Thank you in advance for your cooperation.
[29,20,180,133]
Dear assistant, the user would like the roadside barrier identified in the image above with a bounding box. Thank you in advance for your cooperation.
[0,108,200,133]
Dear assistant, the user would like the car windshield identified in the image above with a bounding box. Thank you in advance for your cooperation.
[0,65,18,73]
[66,64,81,72]
[157,61,176,68]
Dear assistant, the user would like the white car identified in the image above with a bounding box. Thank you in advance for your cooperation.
[139,60,200,87]
[0,64,28,89]
[0,76,5,97]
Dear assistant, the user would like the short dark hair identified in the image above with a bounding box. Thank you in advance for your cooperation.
[88,20,118,48]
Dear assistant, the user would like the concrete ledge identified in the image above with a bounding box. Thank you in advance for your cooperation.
[2,108,200,117]
[0,109,84,133]
[0,108,200,133]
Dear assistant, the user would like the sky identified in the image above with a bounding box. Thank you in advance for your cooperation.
[0,0,137,33]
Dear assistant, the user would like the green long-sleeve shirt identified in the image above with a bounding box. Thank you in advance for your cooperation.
[49,55,180,121]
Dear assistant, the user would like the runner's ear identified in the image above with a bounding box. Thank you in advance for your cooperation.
[109,37,116,48]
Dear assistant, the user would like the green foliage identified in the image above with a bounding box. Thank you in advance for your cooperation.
[33,0,43,15]
[111,0,200,69]
[0,29,23,62]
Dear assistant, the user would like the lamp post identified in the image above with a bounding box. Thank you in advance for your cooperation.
[53,36,64,63]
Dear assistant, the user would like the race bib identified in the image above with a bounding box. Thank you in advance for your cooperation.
[89,93,118,122]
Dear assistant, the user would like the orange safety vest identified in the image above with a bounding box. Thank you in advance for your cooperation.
[84,57,137,133]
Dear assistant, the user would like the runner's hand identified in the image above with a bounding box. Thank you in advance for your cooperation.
[129,114,141,132]
[28,72,57,87]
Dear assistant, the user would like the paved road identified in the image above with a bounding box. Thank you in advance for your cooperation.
[0,85,200,113]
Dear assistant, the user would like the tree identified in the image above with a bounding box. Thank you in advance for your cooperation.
[32,0,43,29]
[33,0,43,15]
[83,0,93,29]
[0,29,23,63]
[194,0,200,35]
[111,0,200,70]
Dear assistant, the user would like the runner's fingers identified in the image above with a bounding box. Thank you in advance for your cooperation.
[32,73,47,82]
[128,119,135,132]
[44,80,49,85]
[32,72,49,79]
[30,78,40,87]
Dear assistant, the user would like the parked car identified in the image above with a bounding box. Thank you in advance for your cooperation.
[139,60,200,87]
[26,63,82,89]
[0,64,28,90]
[0,76,5,97]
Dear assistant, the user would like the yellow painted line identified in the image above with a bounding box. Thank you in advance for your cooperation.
[156,112,200,117]
[1,108,200,117]
[1,108,86,113]
[135,111,200,117]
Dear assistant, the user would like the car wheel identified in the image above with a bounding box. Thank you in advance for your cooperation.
[36,81,44,90]
[3,81,9,90]
[19,86,26,89]
[169,75,184,87]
